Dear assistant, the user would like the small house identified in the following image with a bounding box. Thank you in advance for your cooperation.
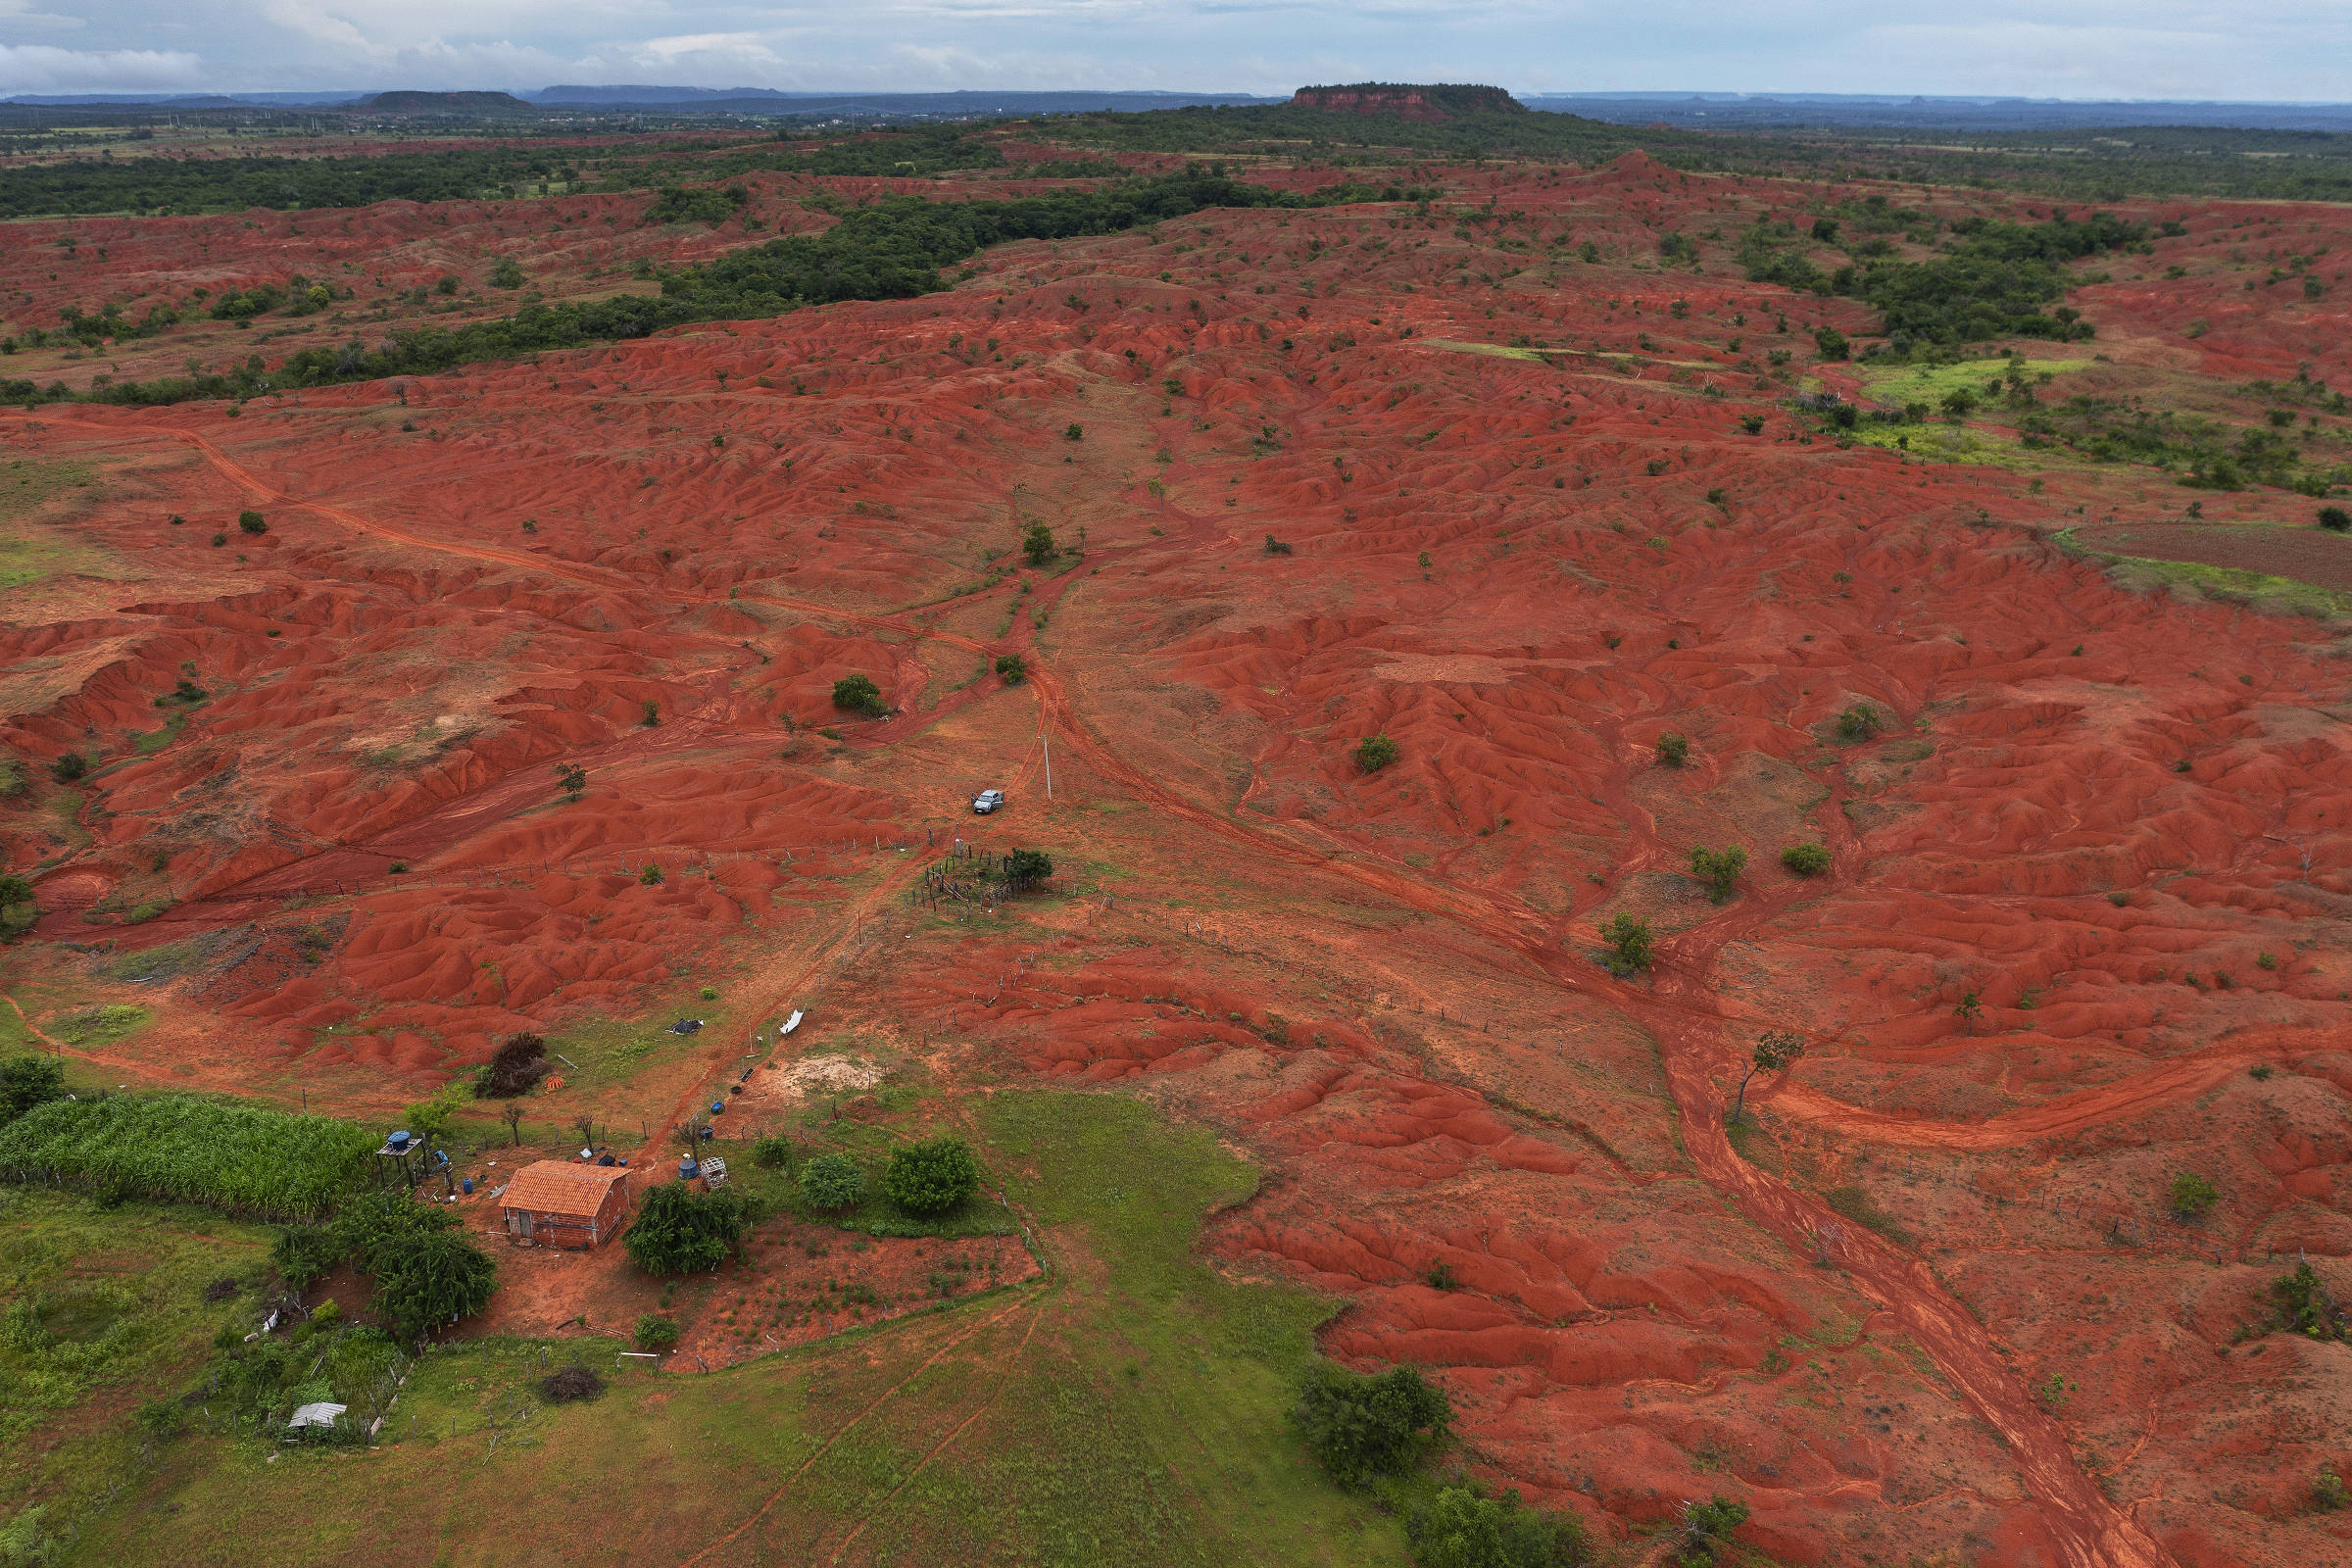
[499,1160,634,1250]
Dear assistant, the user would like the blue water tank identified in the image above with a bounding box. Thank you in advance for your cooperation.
[710,1100,724,1116]
[678,1156,700,1180]
[388,1130,413,1151]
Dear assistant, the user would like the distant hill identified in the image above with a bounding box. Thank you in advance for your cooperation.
[364,91,537,116]
[1290,83,1523,122]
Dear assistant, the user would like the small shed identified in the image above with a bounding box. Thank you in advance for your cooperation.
[500,1160,634,1250]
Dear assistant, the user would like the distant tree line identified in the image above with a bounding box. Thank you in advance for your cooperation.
[0,169,1403,409]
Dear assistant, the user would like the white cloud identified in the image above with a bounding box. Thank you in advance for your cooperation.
[0,43,203,91]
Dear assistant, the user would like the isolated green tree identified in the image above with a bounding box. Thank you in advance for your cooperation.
[1732,1030,1806,1125]
[881,1137,980,1216]
[623,1183,747,1276]
[237,509,268,535]
[994,653,1027,683]
[1655,732,1689,767]
[1689,846,1748,904]
[831,673,887,716]
[2169,1171,2220,1219]
[1295,1362,1452,1486]
[1598,913,1654,975]
[1355,733,1400,773]
[1678,1496,1750,1566]
[1836,703,1885,741]
[1780,842,1831,877]
[1022,519,1057,564]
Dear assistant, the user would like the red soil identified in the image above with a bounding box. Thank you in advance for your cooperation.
[6,149,2351,1566]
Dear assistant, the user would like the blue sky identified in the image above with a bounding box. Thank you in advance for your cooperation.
[1,1,2342,100]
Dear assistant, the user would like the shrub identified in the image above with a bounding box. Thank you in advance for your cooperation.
[1021,518,1056,564]
[237,509,268,535]
[1002,848,1054,893]
[369,1230,497,1344]
[1836,703,1885,741]
[624,1183,749,1276]
[1295,1361,1451,1486]
[490,256,525,289]
[1740,415,1764,434]
[1598,913,1654,975]
[1263,533,1294,555]
[1780,842,1831,877]
[641,699,661,727]
[1423,1259,1458,1292]
[1655,732,1689,767]
[1813,326,1849,361]
[1678,1496,1750,1566]
[2270,1261,2346,1341]
[540,1364,604,1401]
[799,1152,865,1211]
[2317,1468,2350,1513]
[1063,422,1083,441]
[881,1136,980,1216]
[332,1189,455,1268]
[1355,733,1399,773]
[50,752,87,783]
[0,1053,64,1126]
[1688,845,1748,904]
[2318,507,2351,532]
[751,1136,796,1171]
[831,673,888,716]
[633,1313,681,1352]
[477,1032,548,1098]
[1408,1485,1592,1568]
[638,863,663,886]
[270,1225,343,1291]
[995,653,1027,683]
[2169,1171,2220,1219]
[555,763,586,801]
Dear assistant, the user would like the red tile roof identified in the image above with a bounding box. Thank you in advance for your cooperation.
[500,1160,630,1218]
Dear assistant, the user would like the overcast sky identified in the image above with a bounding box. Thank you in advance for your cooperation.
[2,0,2344,100]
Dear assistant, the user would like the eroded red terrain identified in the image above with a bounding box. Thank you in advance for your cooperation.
[5,147,2351,1566]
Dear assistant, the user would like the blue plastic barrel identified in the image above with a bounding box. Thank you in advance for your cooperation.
[461,1176,473,1196]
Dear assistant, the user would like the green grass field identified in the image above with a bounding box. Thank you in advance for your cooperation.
[1854,355,2092,405]
[11,1091,1400,1567]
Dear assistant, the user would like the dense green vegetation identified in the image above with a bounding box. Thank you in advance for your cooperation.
[2017,397,2351,494]
[623,1182,751,1275]
[1061,103,1711,167]
[880,1135,981,1215]
[1745,210,2145,348]
[0,147,582,219]
[0,1093,373,1220]
[2,169,1379,410]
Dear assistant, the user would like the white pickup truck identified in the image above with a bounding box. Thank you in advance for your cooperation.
[972,788,1005,814]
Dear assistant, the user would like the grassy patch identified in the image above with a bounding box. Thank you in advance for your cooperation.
[1854,356,2090,404]
[2057,526,2352,619]
[61,1090,1392,1566]
[0,461,108,592]
[43,1004,150,1050]
[0,1190,274,1547]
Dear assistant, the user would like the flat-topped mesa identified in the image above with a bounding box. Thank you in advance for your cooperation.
[1289,82,1525,122]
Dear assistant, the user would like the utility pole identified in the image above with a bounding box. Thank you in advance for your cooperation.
[1043,723,1053,800]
